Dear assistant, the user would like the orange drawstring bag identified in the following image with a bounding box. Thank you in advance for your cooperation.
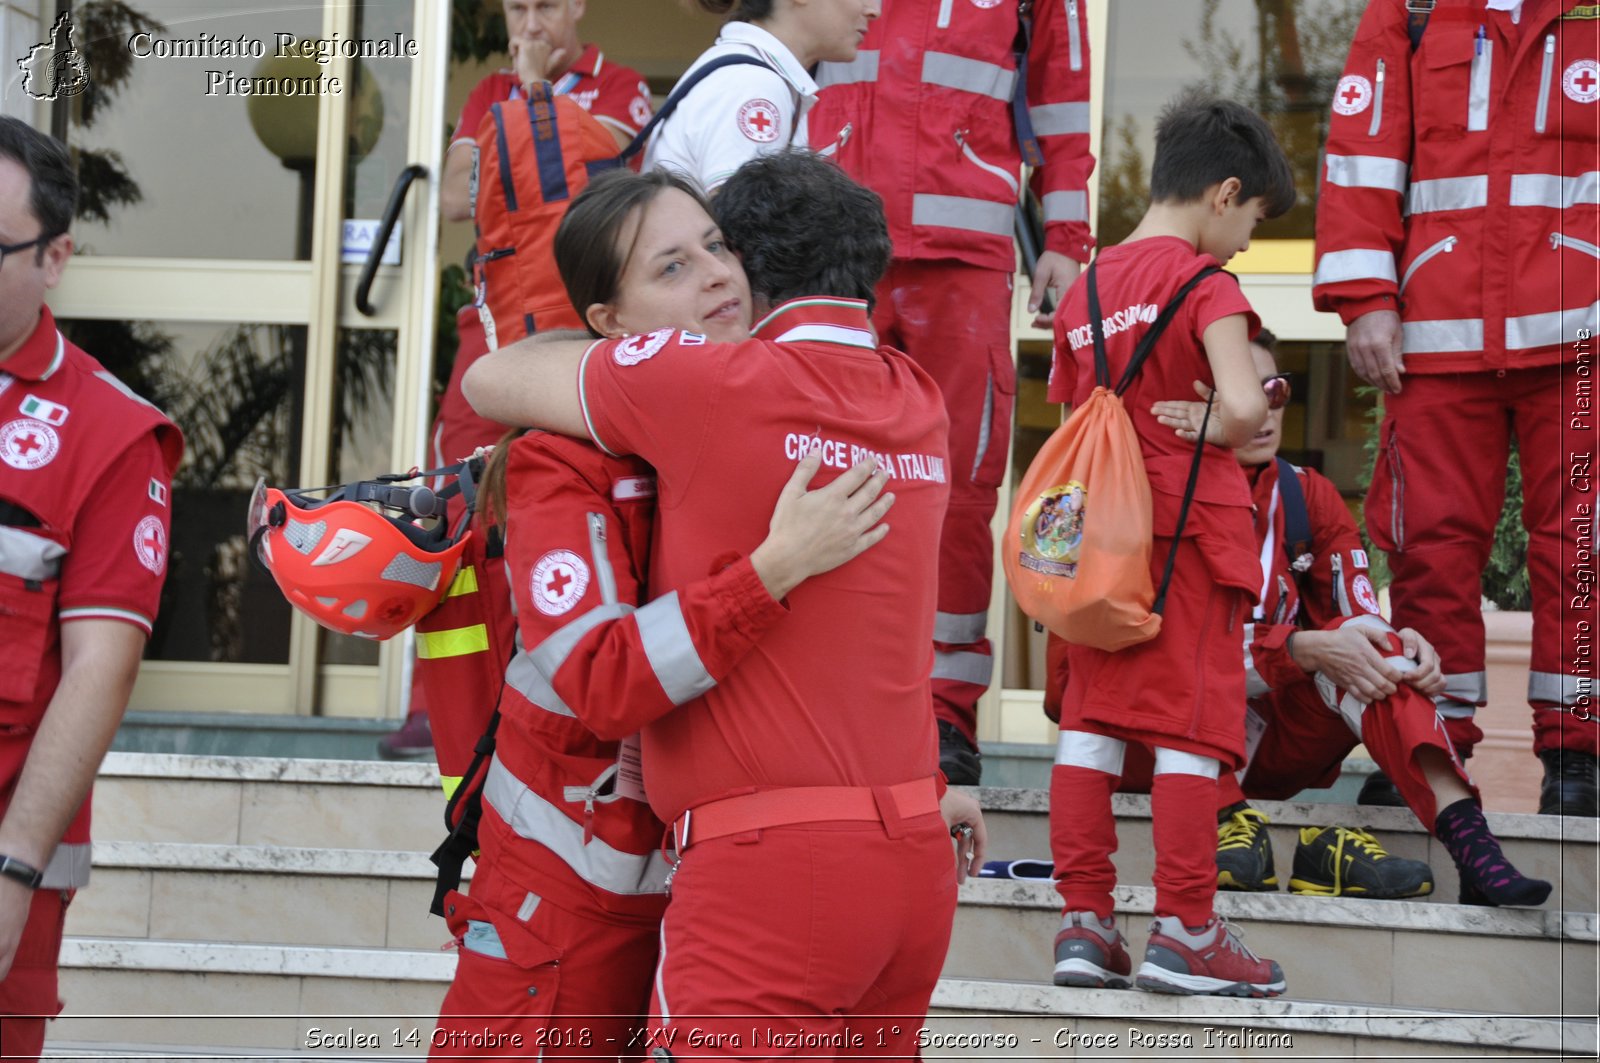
[1004,262,1218,652]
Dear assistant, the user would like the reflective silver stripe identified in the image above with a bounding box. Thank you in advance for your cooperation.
[636,591,715,705]
[1530,671,1590,707]
[931,649,993,686]
[1029,102,1091,137]
[1406,175,1488,215]
[1439,671,1488,707]
[1042,190,1090,223]
[972,366,994,479]
[509,603,637,717]
[1468,40,1492,132]
[920,52,1016,102]
[912,194,1013,237]
[1056,729,1125,774]
[1153,747,1220,779]
[42,842,91,889]
[1312,248,1397,287]
[1325,154,1408,193]
[937,0,953,28]
[1505,299,1600,352]
[484,756,671,896]
[587,513,618,605]
[1066,0,1082,71]
[0,525,64,580]
[815,51,878,88]
[1536,34,1555,134]
[1400,236,1457,294]
[1510,172,1600,209]
[1552,232,1600,259]
[1370,59,1385,137]
[1244,623,1270,699]
[933,610,988,645]
[1402,317,1484,354]
[92,369,160,411]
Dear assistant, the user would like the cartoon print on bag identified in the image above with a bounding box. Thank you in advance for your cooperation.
[1020,482,1087,577]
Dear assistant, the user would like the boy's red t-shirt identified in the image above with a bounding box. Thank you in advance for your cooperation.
[1048,236,1261,596]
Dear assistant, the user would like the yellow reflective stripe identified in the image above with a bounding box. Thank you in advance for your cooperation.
[446,566,479,597]
[416,624,489,659]
[440,775,464,800]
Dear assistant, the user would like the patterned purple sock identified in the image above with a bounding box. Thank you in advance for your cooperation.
[1434,798,1552,907]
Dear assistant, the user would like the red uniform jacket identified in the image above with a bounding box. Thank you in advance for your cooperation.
[810,0,1096,270]
[1243,460,1386,698]
[478,432,786,920]
[1312,0,1599,372]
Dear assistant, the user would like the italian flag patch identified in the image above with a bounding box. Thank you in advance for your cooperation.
[20,395,68,425]
[148,479,168,506]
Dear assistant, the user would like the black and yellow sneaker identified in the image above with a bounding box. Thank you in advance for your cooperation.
[1288,825,1434,899]
[1216,803,1278,892]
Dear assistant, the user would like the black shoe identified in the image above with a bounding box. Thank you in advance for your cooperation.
[378,712,434,760]
[1287,825,1434,899]
[937,720,982,785]
[1356,769,1406,807]
[1216,803,1278,892]
[1537,749,1599,817]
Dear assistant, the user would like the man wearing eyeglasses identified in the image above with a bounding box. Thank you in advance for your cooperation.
[0,116,182,1059]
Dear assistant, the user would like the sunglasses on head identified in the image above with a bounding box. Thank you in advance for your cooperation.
[1262,374,1291,411]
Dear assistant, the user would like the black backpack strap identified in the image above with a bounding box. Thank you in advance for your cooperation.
[1011,1,1044,169]
[429,702,504,918]
[1084,260,1112,389]
[1116,266,1224,396]
[1274,456,1313,576]
[1406,0,1434,52]
[1152,391,1213,617]
[618,54,776,163]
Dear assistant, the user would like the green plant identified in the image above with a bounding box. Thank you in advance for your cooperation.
[1357,388,1529,610]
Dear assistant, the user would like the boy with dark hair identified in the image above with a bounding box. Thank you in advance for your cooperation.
[711,152,891,312]
[1046,95,1292,997]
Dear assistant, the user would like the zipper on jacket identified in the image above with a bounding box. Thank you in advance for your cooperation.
[1387,426,1405,552]
[937,0,953,29]
[563,764,619,845]
[1369,59,1385,137]
[1552,232,1600,260]
[816,123,853,158]
[586,512,619,606]
[1400,235,1457,293]
[1467,36,1491,132]
[1535,34,1555,134]
[954,129,1020,196]
[1067,0,1083,72]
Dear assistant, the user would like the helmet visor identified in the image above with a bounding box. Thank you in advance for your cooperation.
[247,476,271,541]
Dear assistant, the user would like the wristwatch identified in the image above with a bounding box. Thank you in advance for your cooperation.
[0,854,44,890]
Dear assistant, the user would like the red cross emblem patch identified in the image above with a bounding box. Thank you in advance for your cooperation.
[531,549,591,616]
[737,98,781,143]
[0,418,60,470]
[1564,60,1600,104]
[134,515,167,575]
[1332,75,1372,116]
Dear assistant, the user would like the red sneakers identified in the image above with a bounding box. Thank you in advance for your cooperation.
[1052,911,1133,989]
[1135,915,1286,997]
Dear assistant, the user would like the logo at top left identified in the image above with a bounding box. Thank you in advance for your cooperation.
[0,418,61,471]
[16,11,90,102]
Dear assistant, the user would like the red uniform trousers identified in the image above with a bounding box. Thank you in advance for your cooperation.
[1050,548,1248,928]
[872,261,1014,745]
[432,865,658,1060]
[649,816,955,1059]
[1367,366,1598,758]
[0,887,71,1062]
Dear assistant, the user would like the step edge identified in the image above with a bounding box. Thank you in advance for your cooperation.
[99,752,440,790]
[90,841,448,880]
[61,938,454,982]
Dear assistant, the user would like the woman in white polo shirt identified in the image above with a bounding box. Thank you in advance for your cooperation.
[644,0,879,191]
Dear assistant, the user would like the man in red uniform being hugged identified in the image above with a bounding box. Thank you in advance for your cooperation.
[381,0,653,757]
[0,116,183,1059]
[810,0,1096,781]
[1313,0,1600,815]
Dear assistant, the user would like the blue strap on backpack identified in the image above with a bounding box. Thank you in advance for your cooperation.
[1274,455,1312,574]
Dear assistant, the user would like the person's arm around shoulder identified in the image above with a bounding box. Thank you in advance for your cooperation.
[462,330,593,437]
[0,618,145,978]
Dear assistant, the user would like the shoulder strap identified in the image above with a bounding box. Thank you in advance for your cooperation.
[1274,456,1313,576]
[1406,0,1434,52]
[1011,3,1043,169]
[1092,261,1225,617]
[618,54,776,163]
[429,701,503,918]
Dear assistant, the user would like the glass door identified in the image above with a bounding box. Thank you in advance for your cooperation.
[27,0,450,720]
